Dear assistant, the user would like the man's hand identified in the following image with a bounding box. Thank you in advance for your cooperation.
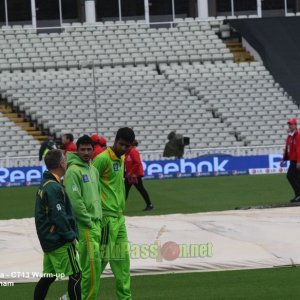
[296,163,300,170]
[71,239,77,245]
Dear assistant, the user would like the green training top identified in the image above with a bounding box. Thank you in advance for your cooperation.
[92,147,125,217]
[64,152,102,228]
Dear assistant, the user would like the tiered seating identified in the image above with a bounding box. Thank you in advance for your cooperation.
[0,113,40,157]
[0,65,242,150]
[0,20,233,72]
[160,61,297,146]
[0,18,297,159]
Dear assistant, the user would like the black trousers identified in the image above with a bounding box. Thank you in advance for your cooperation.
[125,177,152,206]
[287,161,300,197]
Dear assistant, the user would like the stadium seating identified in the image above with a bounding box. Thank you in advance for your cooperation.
[0,65,243,151]
[160,61,296,146]
[0,20,233,72]
[0,18,296,158]
[0,112,40,157]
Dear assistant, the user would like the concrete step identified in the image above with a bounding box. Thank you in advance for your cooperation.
[230,48,246,53]
[8,117,24,122]
[225,42,242,47]
[0,108,13,113]
[35,136,48,142]
[28,130,43,136]
[3,113,18,118]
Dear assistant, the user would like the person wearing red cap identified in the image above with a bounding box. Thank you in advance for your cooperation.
[280,118,300,202]
[91,134,107,160]
[125,140,154,211]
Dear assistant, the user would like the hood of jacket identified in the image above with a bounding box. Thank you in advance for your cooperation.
[67,151,90,169]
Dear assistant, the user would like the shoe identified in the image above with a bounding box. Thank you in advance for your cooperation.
[59,294,68,300]
[143,204,154,211]
[290,196,300,203]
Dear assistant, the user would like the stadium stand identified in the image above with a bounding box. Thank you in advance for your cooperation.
[160,61,295,146]
[0,112,40,157]
[0,18,297,157]
[0,65,242,151]
[0,20,233,71]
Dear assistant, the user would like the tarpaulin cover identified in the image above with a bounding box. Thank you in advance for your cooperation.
[1,207,300,283]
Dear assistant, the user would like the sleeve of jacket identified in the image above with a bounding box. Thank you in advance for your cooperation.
[46,184,77,242]
[95,167,101,196]
[283,137,288,161]
[296,134,300,163]
[92,154,109,176]
[39,142,47,161]
[64,167,93,228]
[129,148,142,176]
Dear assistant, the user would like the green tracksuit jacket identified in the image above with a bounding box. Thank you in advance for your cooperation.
[93,147,132,300]
[64,152,102,227]
[92,147,125,217]
[35,171,78,252]
[64,152,102,300]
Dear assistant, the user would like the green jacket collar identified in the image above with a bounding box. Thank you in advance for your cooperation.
[67,151,91,168]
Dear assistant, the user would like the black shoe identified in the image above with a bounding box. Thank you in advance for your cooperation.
[143,204,154,211]
[290,196,300,203]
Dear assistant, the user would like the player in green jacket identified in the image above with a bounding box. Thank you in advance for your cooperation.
[64,135,102,300]
[34,149,81,300]
[93,127,135,300]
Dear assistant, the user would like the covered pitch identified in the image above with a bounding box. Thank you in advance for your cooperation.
[1,207,300,283]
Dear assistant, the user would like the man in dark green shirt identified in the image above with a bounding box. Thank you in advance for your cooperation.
[34,149,81,300]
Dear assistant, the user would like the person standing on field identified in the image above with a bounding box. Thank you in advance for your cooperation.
[64,135,102,300]
[125,140,153,211]
[34,149,81,300]
[93,127,134,300]
[280,118,300,202]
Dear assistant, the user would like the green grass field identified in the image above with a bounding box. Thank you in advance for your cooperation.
[0,174,293,219]
[0,174,297,299]
[2,268,300,300]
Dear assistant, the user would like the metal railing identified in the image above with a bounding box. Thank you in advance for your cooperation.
[0,145,284,168]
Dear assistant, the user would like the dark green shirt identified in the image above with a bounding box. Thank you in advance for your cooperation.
[35,171,78,252]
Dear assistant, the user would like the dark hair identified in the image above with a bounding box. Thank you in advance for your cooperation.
[44,149,64,170]
[116,127,135,144]
[63,133,74,142]
[76,135,94,149]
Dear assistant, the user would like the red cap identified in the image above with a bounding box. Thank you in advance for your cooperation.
[288,118,297,125]
[91,134,101,143]
[98,137,107,146]
[91,134,107,145]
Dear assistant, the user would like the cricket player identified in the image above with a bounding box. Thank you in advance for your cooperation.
[93,127,134,300]
[64,135,102,300]
[34,149,81,300]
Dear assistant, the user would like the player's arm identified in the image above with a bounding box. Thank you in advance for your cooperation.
[45,185,77,242]
[39,142,46,161]
[93,166,101,196]
[296,134,300,169]
[280,137,288,167]
[130,149,142,174]
[92,154,109,177]
[64,167,93,228]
